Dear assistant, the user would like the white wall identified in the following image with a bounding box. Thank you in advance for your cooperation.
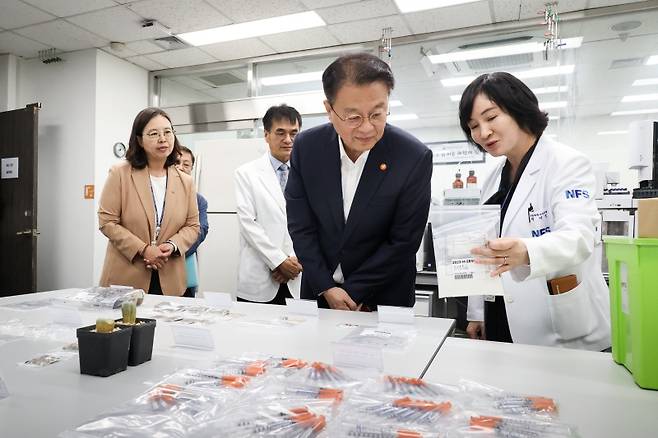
[0,54,18,111]
[93,50,149,284]
[15,48,147,292]
[18,50,98,291]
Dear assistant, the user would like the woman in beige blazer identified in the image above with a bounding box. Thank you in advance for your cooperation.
[98,108,200,296]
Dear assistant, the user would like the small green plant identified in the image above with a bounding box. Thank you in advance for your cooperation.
[121,301,137,325]
[95,318,115,333]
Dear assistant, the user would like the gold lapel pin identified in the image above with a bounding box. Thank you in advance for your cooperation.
[379,163,387,171]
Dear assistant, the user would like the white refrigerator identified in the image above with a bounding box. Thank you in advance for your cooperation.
[194,137,265,297]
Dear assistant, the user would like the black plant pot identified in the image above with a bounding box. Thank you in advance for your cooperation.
[116,318,156,366]
[76,324,132,377]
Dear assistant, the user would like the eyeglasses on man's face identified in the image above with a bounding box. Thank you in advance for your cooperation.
[329,103,389,128]
[142,128,175,140]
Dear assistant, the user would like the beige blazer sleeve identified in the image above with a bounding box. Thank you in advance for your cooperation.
[98,164,148,262]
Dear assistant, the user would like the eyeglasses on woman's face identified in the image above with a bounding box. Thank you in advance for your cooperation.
[142,128,175,140]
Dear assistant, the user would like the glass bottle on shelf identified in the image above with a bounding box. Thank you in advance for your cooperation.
[467,170,477,188]
[452,172,464,189]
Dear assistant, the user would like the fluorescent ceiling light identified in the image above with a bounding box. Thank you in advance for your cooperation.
[441,65,574,87]
[539,101,567,110]
[449,85,568,102]
[178,11,325,46]
[260,71,322,86]
[395,0,480,13]
[647,55,658,65]
[450,85,569,102]
[428,38,582,64]
[611,108,658,116]
[633,78,658,86]
[533,85,568,95]
[388,113,419,121]
[597,130,629,135]
[621,93,658,103]
[389,100,403,107]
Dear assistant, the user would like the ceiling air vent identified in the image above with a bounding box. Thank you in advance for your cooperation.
[153,36,188,51]
[466,53,534,71]
[609,57,645,69]
[199,72,246,87]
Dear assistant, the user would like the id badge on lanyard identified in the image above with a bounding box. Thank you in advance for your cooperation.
[150,175,166,246]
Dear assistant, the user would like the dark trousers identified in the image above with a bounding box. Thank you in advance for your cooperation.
[148,271,195,298]
[484,295,513,343]
[238,283,292,305]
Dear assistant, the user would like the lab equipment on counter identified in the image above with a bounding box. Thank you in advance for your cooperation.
[604,236,658,390]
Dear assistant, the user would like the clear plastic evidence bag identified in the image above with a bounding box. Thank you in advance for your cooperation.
[430,205,504,298]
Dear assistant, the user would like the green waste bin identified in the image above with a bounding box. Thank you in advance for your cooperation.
[604,236,658,390]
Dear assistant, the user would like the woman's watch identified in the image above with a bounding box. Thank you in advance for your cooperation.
[165,240,178,255]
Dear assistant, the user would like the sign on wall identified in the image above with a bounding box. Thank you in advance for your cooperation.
[427,141,485,165]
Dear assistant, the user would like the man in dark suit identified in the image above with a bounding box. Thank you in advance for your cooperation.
[285,53,432,311]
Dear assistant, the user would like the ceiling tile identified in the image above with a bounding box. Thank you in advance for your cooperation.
[66,6,158,42]
[492,0,521,22]
[125,39,164,55]
[404,1,492,34]
[519,0,587,20]
[14,20,108,52]
[0,30,49,58]
[102,43,138,58]
[328,15,412,44]
[300,0,355,7]
[125,54,167,70]
[206,0,307,22]
[146,47,217,68]
[201,38,273,61]
[260,27,339,52]
[127,0,231,34]
[0,0,55,30]
[317,0,398,24]
[21,0,116,17]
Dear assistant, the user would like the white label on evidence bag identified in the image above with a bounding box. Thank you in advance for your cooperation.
[620,263,629,315]
[204,291,234,309]
[171,325,215,350]
[50,305,83,326]
[332,341,383,371]
[377,305,415,325]
[436,257,504,298]
[285,298,319,317]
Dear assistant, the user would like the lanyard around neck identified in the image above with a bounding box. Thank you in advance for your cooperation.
[149,172,167,245]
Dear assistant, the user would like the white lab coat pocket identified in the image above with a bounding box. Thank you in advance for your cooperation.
[546,281,597,341]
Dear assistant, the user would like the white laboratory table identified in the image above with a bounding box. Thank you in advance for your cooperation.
[423,337,658,438]
[0,289,455,437]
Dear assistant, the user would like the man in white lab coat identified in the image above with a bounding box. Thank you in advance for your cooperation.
[234,105,303,304]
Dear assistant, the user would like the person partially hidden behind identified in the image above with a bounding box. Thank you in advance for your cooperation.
[98,107,200,296]
[459,72,610,350]
[234,105,303,305]
[176,146,209,297]
[286,53,433,311]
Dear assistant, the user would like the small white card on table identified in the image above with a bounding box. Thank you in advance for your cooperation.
[333,341,383,371]
[204,292,234,309]
[285,298,319,317]
[171,325,215,350]
[377,305,415,325]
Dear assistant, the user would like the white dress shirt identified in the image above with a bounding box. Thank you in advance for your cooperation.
[332,137,370,284]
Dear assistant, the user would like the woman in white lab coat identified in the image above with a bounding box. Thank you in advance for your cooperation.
[458,72,610,351]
